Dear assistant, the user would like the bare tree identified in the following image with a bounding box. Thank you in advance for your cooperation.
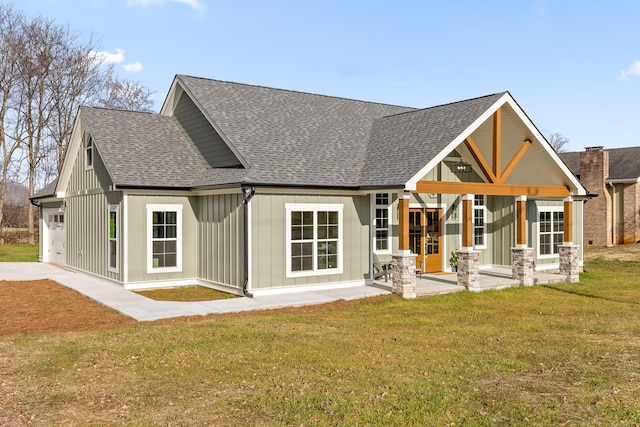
[0,4,25,240]
[548,132,570,152]
[100,74,154,112]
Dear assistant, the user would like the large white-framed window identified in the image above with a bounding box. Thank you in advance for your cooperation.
[285,203,343,278]
[473,195,487,249]
[373,193,392,254]
[146,204,183,273]
[538,206,564,258]
[84,132,94,170]
[108,204,119,273]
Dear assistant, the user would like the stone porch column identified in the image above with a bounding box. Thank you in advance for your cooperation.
[392,253,417,299]
[511,247,534,286]
[457,250,480,292]
[559,245,580,283]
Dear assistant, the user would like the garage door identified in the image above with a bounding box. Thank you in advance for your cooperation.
[45,210,66,266]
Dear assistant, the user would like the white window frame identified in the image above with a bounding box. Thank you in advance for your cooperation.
[473,195,487,249]
[373,193,392,254]
[537,206,564,259]
[146,204,183,274]
[84,132,94,170]
[108,204,119,273]
[285,203,343,278]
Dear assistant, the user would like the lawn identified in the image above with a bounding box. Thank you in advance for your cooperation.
[2,249,640,425]
[0,243,38,262]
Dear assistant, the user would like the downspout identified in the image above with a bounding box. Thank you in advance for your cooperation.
[609,182,616,245]
[242,186,256,298]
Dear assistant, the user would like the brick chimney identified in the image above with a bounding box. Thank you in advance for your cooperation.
[580,147,612,246]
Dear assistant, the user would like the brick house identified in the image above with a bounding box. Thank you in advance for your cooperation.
[560,147,640,246]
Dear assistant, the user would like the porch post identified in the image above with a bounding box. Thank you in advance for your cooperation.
[392,191,417,298]
[559,196,579,283]
[457,194,480,291]
[512,196,534,286]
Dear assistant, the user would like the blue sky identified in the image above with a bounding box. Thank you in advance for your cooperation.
[13,0,640,152]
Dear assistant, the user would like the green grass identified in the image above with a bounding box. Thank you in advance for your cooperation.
[0,244,38,262]
[3,258,640,425]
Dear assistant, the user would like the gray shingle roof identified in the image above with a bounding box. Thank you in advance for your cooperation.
[559,147,640,181]
[79,76,509,190]
[32,179,58,199]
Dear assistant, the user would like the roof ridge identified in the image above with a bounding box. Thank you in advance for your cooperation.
[81,105,158,115]
[176,74,416,110]
[376,91,509,120]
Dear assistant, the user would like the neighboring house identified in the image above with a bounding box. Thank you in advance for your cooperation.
[559,146,640,246]
[32,75,586,297]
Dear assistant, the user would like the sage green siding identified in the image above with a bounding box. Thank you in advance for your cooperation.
[250,193,370,289]
[65,139,122,280]
[198,193,244,289]
[173,92,241,168]
[125,195,198,283]
[529,199,584,267]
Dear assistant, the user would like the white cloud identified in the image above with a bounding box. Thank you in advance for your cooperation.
[89,48,125,64]
[123,62,144,73]
[618,61,640,80]
[126,0,205,11]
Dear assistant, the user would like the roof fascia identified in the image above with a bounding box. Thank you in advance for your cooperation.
[404,93,587,196]
[55,109,83,197]
[170,75,251,169]
[159,76,182,116]
[606,178,640,184]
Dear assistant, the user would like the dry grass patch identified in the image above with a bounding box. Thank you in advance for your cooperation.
[136,285,239,302]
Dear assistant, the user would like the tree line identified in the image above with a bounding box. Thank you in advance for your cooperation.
[0,4,153,244]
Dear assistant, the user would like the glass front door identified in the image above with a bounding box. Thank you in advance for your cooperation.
[409,208,442,273]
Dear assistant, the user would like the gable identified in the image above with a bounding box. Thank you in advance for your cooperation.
[173,91,243,169]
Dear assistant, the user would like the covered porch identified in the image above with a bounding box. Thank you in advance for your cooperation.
[377,265,568,297]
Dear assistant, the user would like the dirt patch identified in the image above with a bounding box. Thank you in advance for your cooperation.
[584,242,640,261]
[0,280,135,336]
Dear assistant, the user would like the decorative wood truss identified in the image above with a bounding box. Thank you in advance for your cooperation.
[399,108,574,253]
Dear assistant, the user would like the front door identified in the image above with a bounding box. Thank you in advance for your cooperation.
[409,208,442,273]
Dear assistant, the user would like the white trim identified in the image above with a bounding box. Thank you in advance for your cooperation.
[122,195,129,283]
[108,204,119,273]
[146,204,183,274]
[84,132,94,171]
[246,193,253,292]
[516,195,527,202]
[285,203,344,278]
[537,205,564,259]
[473,195,487,250]
[372,192,392,255]
[124,278,197,291]
[249,279,365,296]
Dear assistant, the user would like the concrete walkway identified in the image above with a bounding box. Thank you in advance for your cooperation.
[1,263,568,322]
[0,263,390,321]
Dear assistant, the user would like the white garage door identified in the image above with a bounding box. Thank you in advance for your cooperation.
[45,210,66,266]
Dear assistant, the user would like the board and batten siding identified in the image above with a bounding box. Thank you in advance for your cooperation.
[65,141,122,281]
[250,193,370,290]
[125,195,199,284]
[198,193,244,289]
[173,92,241,168]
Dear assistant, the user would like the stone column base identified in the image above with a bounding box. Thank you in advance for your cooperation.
[511,247,534,286]
[559,245,580,283]
[392,253,417,299]
[457,250,480,291]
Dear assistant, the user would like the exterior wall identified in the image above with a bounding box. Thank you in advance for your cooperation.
[580,149,612,246]
[65,141,122,281]
[125,194,198,284]
[250,192,370,290]
[173,92,241,168]
[529,199,583,269]
[488,196,515,266]
[197,193,245,290]
[623,183,640,244]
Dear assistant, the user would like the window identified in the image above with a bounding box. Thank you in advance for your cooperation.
[286,204,343,277]
[108,205,118,272]
[374,193,391,253]
[473,195,486,248]
[539,207,564,257]
[146,204,183,273]
[85,132,93,169]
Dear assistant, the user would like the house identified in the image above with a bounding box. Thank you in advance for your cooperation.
[32,75,586,298]
[559,146,640,246]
